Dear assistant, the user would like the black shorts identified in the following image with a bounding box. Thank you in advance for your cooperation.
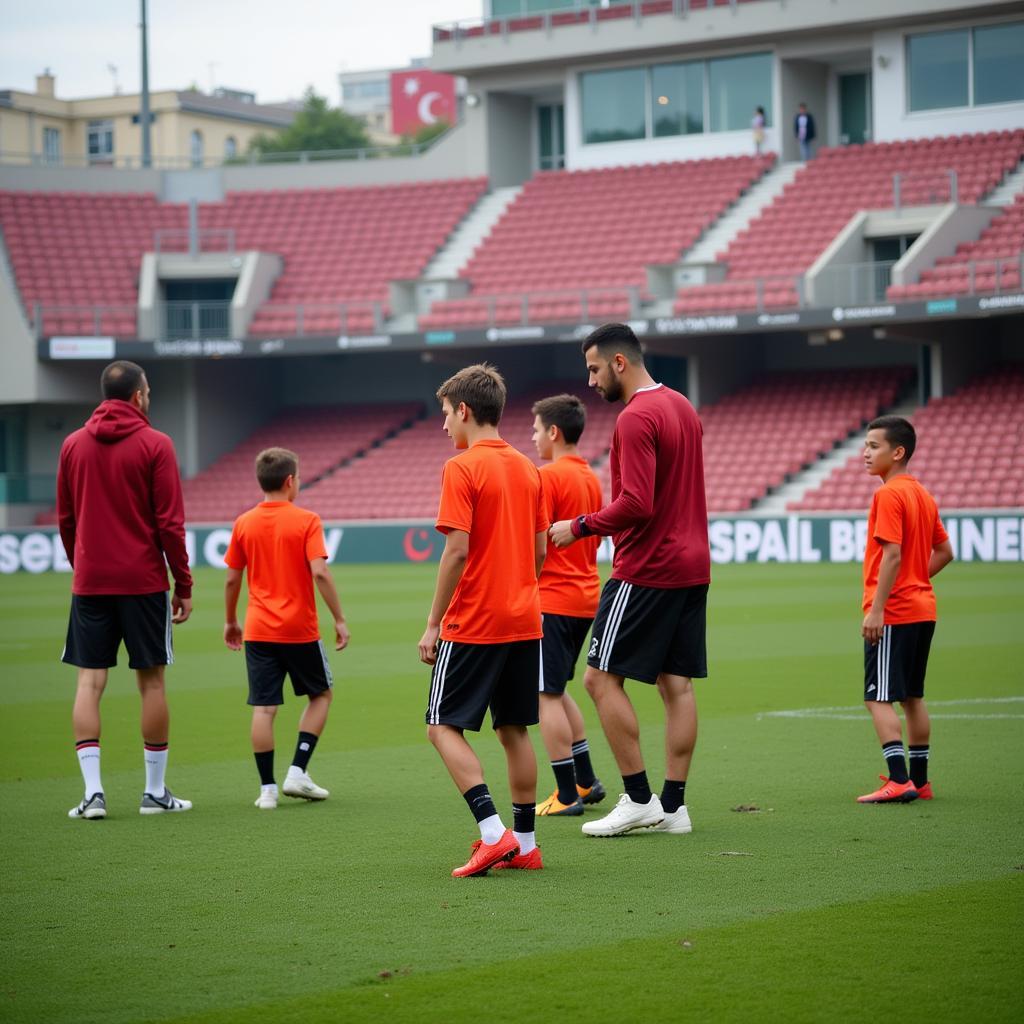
[62,592,173,670]
[426,639,540,731]
[587,579,708,685]
[245,640,333,706]
[864,622,935,703]
[540,614,593,695]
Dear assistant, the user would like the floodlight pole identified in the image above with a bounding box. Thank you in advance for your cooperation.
[140,0,152,168]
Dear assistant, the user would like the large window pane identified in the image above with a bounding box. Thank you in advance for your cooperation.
[973,22,1024,106]
[581,67,646,144]
[491,0,580,15]
[651,61,704,137]
[708,52,772,132]
[907,30,968,111]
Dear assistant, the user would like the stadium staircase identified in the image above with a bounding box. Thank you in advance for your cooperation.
[984,158,1024,207]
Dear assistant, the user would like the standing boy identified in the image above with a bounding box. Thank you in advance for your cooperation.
[550,323,710,838]
[418,364,549,877]
[531,394,606,816]
[224,447,350,810]
[858,416,953,804]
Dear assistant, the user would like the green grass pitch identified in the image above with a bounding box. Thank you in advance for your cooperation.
[1,562,1022,1023]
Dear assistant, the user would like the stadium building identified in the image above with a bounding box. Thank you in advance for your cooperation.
[0,0,1022,565]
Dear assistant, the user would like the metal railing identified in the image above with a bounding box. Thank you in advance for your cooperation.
[250,301,388,337]
[163,301,232,340]
[154,228,236,255]
[813,260,897,307]
[429,285,642,327]
[892,170,959,213]
[32,303,137,340]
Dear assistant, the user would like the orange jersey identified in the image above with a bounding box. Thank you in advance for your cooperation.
[539,455,602,618]
[225,501,328,642]
[863,475,948,624]
[436,439,548,644]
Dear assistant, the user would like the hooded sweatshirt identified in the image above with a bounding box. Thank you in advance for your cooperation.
[57,399,193,598]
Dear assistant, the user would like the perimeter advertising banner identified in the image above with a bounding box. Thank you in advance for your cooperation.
[1,514,1022,574]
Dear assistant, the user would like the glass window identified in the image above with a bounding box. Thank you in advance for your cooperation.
[87,119,114,162]
[907,30,969,111]
[581,67,646,144]
[973,21,1024,106]
[224,136,237,159]
[43,126,62,163]
[651,61,704,137]
[708,52,772,132]
[491,0,580,15]
[190,130,204,167]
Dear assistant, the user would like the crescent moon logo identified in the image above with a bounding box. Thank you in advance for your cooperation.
[417,91,443,125]
[403,527,434,562]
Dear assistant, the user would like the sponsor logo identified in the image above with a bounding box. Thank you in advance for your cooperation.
[831,305,895,322]
[756,312,801,327]
[654,315,739,334]
[926,299,958,316]
[153,339,244,357]
[49,337,116,359]
[337,334,392,349]
[485,326,545,342]
[978,293,1024,310]
[626,319,650,335]
[447,622,460,632]
[402,527,434,562]
[259,339,286,354]
[589,637,599,658]
[424,331,455,345]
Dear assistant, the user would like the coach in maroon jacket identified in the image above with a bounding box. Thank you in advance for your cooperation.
[550,323,710,839]
[58,360,194,820]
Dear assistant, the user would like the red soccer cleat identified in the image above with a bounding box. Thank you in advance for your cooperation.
[916,781,934,800]
[492,846,544,871]
[857,776,919,804]
[451,829,520,878]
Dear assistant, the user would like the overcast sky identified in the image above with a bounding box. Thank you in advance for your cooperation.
[0,0,482,104]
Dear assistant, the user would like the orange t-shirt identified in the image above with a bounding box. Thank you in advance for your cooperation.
[436,439,548,644]
[539,455,602,618]
[225,501,328,642]
[863,475,948,624]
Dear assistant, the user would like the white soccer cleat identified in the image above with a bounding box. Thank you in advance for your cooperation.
[581,793,664,837]
[282,770,329,801]
[68,792,106,820]
[647,805,693,834]
[139,788,193,815]
[254,785,278,810]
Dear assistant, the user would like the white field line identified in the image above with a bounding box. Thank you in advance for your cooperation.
[758,696,1024,721]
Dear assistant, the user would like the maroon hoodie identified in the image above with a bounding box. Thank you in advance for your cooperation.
[57,400,193,598]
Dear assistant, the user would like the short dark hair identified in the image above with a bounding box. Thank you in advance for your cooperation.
[581,323,643,365]
[532,394,586,444]
[436,363,506,426]
[101,361,146,401]
[255,447,299,492]
[867,416,916,462]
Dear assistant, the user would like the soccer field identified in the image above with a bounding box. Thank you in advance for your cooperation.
[1,562,1021,1024]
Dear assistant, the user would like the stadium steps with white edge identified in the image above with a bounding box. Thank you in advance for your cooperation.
[984,158,1024,207]
[754,397,919,514]
[421,185,524,280]
[681,160,804,266]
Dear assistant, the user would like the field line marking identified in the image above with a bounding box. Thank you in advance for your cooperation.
[758,696,1024,721]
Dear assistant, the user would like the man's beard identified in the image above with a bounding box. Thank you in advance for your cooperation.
[600,370,623,403]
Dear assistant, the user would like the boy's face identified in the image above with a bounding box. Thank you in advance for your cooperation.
[532,414,555,460]
[441,398,469,450]
[864,428,902,477]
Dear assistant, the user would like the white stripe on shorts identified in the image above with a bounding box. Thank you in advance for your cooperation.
[317,639,333,687]
[598,582,632,672]
[164,592,174,666]
[428,640,453,725]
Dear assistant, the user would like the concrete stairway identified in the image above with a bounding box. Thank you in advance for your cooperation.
[984,159,1024,207]
[422,185,523,280]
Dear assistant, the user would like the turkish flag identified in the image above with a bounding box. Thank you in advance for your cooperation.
[390,69,458,136]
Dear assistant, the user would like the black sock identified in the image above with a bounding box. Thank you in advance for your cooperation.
[513,802,535,835]
[622,770,652,804]
[291,731,318,772]
[882,741,908,784]
[462,783,497,823]
[572,739,596,788]
[551,757,577,805]
[661,779,687,813]
[908,744,929,786]
[254,749,275,786]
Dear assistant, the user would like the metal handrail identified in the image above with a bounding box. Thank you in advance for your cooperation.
[154,228,236,255]
[429,284,642,326]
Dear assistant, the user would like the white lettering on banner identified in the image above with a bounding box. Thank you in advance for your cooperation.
[995,519,1021,561]
[21,534,54,573]
[733,520,761,562]
[757,521,788,563]
[202,529,232,569]
[830,520,857,562]
[946,519,958,559]
[324,528,344,563]
[53,537,71,572]
[185,531,197,569]
[709,520,734,563]
[961,519,994,562]
[800,520,823,562]
[0,535,19,574]
[787,516,798,562]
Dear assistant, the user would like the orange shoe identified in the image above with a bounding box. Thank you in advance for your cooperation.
[536,791,584,816]
[451,829,520,878]
[857,776,919,804]
[576,778,607,805]
[492,846,543,871]
[916,781,934,800]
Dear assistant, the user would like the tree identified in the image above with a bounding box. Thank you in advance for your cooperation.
[247,88,371,155]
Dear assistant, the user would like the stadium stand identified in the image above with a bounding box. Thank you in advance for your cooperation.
[418,155,774,330]
[887,193,1024,301]
[300,384,619,521]
[790,365,1024,511]
[690,367,914,513]
[181,402,422,522]
[675,131,1024,315]
[0,179,487,339]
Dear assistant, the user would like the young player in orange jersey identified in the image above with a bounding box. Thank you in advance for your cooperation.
[858,417,953,804]
[530,394,607,816]
[417,365,549,877]
[224,448,350,810]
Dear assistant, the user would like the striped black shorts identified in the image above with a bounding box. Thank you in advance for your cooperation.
[863,621,935,703]
[62,591,173,670]
[587,579,708,685]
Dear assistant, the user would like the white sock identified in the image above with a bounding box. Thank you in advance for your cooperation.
[478,813,505,845]
[513,831,536,855]
[76,741,103,796]
[261,783,278,794]
[286,764,304,779]
[144,744,168,796]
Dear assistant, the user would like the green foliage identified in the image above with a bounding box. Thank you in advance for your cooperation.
[247,87,371,156]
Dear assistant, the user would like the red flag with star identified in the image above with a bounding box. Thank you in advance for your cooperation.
[390,69,457,136]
